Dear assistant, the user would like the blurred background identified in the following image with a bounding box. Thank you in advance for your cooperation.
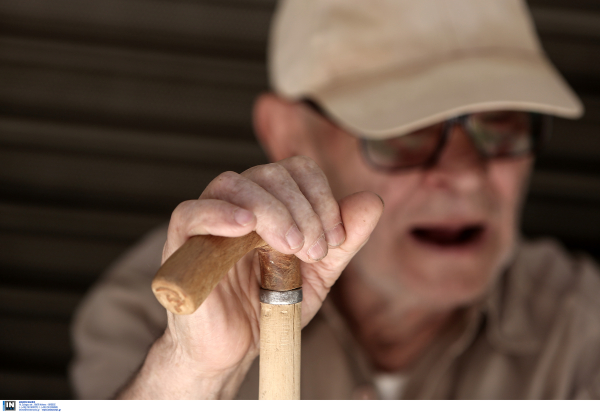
[0,0,599,400]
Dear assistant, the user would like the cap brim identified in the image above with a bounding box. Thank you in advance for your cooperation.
[312,53,584,139]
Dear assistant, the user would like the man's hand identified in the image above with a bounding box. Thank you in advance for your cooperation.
[117,156,383,399]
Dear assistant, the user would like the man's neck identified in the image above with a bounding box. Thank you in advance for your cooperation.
[331,269,458,373]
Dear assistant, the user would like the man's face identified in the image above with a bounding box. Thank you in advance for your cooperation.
[301,106,533,309]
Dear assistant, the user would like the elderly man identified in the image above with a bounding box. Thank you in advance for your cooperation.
[70,0,600,399]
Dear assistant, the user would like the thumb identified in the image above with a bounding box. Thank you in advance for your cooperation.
[311,191,384,288]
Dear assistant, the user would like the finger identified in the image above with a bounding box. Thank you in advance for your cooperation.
[279,156,346,248]
[242,162,327,263]
[163,198,256,262]
[201,171,307,256]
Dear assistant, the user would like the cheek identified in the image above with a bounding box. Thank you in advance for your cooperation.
[487,157,533,267]
[489,157,533,222]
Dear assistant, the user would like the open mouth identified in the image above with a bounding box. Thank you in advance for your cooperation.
[411,225,485,247]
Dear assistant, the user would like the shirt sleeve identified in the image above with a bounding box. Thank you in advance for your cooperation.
[69,224,169,399]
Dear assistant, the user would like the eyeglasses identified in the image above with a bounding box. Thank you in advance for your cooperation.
[304,100,551,172]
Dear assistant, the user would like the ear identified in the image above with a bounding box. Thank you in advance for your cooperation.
[253,93,304,162]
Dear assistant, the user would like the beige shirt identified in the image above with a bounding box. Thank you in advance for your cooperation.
[70,224,600,399]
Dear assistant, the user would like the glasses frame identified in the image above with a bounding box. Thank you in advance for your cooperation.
[304,99,552,173]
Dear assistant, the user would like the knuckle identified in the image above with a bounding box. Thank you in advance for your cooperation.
[287,155,317,170]
[214,171,240,187]
[263,197,289,218]
[290,156,328,183]
[310,165,329,184]
[248,162,290,184]
[204,171,242,196]
[262,162,288,179]
[168,200,195,239]
[170,200,193,222]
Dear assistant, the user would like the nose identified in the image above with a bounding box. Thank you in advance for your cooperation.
[423,122,487,193]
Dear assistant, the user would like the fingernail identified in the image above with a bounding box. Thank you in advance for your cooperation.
[285,224,304,250]
[234,208,254,226]
[308,234,327,261]
[376,193,385,208]
[325,223,346,247]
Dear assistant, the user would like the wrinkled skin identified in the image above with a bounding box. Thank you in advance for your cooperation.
[119,154,383,399]
[118,93,531,398]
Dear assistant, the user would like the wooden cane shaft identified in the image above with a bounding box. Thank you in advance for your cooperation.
[259,302,301,400]
[152,232,265,314]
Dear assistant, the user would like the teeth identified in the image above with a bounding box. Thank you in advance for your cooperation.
[412,226,483,246]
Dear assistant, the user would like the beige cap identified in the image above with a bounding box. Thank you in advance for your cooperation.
[269,0,584,139]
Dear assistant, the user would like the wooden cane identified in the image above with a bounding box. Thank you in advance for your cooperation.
[151,232,302,400]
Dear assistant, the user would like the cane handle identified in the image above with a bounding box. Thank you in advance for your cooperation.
[152,232,302,315]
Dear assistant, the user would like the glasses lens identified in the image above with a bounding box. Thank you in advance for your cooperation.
[467,111,534,157]
[362,123,444,169]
